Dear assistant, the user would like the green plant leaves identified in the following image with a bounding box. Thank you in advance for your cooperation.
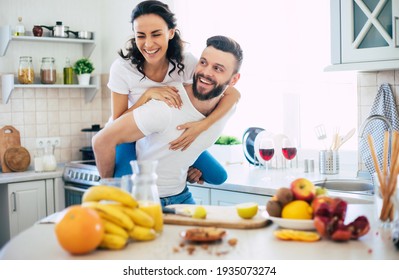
[73,58,94,75]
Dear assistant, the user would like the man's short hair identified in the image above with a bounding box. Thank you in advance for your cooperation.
[206,36,243,73]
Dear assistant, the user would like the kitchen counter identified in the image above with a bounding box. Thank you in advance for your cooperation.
[0,204,397,259]
[0,166,64,184]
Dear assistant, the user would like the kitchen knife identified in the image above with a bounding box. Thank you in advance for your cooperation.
[162,207,193,217]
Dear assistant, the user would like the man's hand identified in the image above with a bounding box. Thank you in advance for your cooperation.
[186,166,204,184]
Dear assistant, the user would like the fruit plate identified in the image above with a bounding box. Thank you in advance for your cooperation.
[266,216,315,230]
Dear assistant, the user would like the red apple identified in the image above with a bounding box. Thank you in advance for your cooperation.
[290,178,316,202]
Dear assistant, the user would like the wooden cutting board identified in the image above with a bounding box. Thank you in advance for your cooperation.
[0,125,22,173]
[4,146,31,172]
[163,204,271,229]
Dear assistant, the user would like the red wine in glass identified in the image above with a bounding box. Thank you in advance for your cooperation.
[282,147,297,160]
[260,148,274,161]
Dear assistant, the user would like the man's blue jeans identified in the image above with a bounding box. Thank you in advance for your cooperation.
[113,142,228,185]
[160,186,196,207]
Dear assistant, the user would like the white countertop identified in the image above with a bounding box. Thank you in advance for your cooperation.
[0,165,64,184]
[0,204,397,260]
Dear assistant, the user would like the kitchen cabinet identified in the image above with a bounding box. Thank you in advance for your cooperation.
[188,184,271,206]
[188,185,211,205]
[326,0,399,71]
[0,177,64,248]
[210,189,270,206]
[0,25,99,104]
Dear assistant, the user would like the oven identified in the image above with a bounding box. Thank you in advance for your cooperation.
[62,160,101,206]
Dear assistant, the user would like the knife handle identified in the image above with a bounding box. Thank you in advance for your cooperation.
[162,207,176,214]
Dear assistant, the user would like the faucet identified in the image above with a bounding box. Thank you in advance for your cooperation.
[358,114,393,179]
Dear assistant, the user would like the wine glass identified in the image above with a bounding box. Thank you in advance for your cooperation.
[258,137,275,181]
[281,138,297,168]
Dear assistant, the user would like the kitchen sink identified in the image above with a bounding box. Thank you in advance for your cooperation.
[313,179,374,196]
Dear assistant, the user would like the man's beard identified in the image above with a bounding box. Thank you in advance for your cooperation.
[192,73,229,101]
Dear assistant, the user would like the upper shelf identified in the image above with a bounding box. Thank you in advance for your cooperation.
[0,25,96,57]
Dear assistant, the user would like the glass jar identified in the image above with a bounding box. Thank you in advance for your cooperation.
[18,56,34,84]
[130,160,163,233]
[40,57,56,84]
[43,143,57,171]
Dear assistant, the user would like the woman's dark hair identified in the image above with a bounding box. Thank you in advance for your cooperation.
[206,36,243,73]
[118,0,185,78]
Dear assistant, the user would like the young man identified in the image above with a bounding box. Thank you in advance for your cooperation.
[93,35,243,206]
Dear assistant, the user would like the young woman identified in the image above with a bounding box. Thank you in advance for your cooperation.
[108,0,240,184]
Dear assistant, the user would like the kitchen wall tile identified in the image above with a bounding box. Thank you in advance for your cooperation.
[70,98,82,110]
[59,123,71,136]
[36,111,48,124]
[47,98,59,111]
[11,99,24,112]
[10,89,23,100]
[35,99,47,111]
[48,124,60,137]
[23,88,35,99]
[23,98,36,112]
[23,112,36,125]
[24,125,36,138]
[71,90,82,99]
[59,89,71,99]
[47,89,59,99]
[358,72,377,87]
[35,89,47,99]
[59,99,71,111]
[59,111,71,124]
[70,110,83,123]
[11,112,24,125]
[358,86,378,106]
[0,113,12,125]
[36,124,48,137]
[47,111,59,124]
[377,71,395,86]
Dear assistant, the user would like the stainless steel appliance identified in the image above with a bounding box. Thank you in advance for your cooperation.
[62,160,101,206]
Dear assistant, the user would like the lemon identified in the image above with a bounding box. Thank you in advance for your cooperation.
[281,200,313,220]
[236,202,258,219]
[192,206,207,219]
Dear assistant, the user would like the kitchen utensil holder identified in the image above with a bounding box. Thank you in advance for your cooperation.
[319,150,339,174]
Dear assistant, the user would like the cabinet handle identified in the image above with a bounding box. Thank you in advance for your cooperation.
[395,17,399,48]
[11,192,17,212]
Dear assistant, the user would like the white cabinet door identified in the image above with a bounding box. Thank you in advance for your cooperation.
[210,189,270,206]
[8,181,46,238]
[188,185,211,205]
[341,0,399,63]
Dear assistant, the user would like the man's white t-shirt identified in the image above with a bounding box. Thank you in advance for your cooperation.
[133,83,235,197]
[107,53,197,108]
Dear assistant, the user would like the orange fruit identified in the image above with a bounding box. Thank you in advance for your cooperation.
[55,205,104,255]
[281,200,313,220]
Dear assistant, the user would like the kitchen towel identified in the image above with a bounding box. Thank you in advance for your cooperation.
[359,83,399,179]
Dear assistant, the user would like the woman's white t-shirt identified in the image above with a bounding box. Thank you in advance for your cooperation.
[107,52,197,108]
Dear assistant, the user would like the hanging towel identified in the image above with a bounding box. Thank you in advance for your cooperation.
[359,83,399,178]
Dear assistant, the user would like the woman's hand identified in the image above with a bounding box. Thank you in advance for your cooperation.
[169,121,207,151]
[186,166,204,184]
[144,86,182,108]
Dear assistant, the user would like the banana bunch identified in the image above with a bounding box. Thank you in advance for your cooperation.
[82,185,158,250]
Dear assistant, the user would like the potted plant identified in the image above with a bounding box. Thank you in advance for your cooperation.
[73,57,94,85]
[208,135,244,165]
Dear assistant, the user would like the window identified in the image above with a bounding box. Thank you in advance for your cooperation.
[173,0,357,151]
